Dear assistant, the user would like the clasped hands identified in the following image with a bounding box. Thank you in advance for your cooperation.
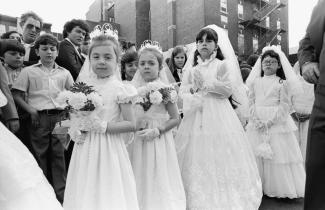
[254,119,273,133]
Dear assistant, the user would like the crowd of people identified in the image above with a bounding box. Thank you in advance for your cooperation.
[0,1,325,209]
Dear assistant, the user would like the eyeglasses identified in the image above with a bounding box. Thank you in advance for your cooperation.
[26,24,41,33]
[262,60,278,65]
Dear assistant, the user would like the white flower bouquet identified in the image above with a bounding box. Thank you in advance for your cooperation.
[56,82,105,144]
[133,81,178,112]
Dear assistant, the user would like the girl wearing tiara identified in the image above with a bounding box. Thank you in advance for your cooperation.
[175,26,262,209]
[129,41,186,210]
[63,28,139,210]
[246,46,305,198]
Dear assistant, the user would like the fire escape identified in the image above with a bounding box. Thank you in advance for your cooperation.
[239,0,286,54]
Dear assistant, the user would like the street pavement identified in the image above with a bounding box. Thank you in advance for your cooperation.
[259,196,303,210]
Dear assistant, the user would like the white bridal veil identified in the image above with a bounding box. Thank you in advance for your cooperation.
[184,24,249,116]
[246,45,302,96]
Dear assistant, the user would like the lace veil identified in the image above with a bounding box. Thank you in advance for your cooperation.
[246,45,302,96]
[184,24,249,116]
[76,24,122,84]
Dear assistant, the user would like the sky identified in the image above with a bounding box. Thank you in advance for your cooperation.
[0,0,319,48]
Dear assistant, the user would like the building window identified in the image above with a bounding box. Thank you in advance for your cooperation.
[238,2,244,19]
[265,16,270,28]
[221,14,228,28]
[253,36,259,53]
[0,24,6,35]
[277,19,281,30]
[9,26,17,31]
[220,0,227,14]
[238,33,245,55]
[277,34,281,43]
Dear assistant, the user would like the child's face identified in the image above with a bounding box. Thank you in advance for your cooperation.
[125,61,138,79]
[138,51,160,82]
[36,44,58,66]
[9,33,22,43]
[174,52,186,69]
[4,51,24,69]
[197,34,216,60]
[90,45,117,78]
[262,55,280,76]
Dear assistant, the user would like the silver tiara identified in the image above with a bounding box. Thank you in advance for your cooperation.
[139,40,162,54]
[89,23,118,41]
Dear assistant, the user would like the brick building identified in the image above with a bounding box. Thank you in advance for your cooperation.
[114,0,150,49]
[115,0,288,59]
[86,0,122,41]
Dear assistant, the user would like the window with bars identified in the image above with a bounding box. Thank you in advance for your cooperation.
[253,36,259,53]
[221,0,227,14]
[238,33,245,55]
[221,14,228,28]
[238,2,244,19]
[265,16,270,28]
[277,19,281,30]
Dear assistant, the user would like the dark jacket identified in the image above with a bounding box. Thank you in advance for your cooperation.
[56,39,84,81]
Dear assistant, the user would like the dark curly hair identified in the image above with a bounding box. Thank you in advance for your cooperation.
[261,50,286,81]
[121,51,138,80]
[62,19,90,38]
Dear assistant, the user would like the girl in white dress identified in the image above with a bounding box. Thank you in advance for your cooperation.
[246,46,305,198]
[129,41,186,210]
[0,89,63,210]
[63,33,139,210]
[175,26,262,210]
[291,62,314,161]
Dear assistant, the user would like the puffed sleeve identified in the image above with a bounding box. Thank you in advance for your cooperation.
[204,61,232,98]
[116,82,138,104]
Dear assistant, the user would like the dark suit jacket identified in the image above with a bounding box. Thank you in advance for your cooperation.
[0,62,18,121]
[56,39,84,81]
[298,0,325,85]
[297,1,325,210]
[23,45,39,67]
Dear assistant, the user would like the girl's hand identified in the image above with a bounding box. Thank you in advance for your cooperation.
[193,70,204,90]
[137,128,160,141]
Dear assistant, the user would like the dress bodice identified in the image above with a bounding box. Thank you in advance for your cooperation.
[90,76,136,123]
[253,75,284,107]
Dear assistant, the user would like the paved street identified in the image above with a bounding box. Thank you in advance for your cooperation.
[259,196,303,210]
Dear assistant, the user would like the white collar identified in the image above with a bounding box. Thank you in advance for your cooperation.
[197,52,216,65]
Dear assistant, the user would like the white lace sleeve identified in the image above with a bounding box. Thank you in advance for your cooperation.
[204,61,232,98]
[248,81,258,122]
[179,68,203,115]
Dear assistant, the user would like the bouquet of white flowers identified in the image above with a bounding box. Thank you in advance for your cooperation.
[56,82,105,144]
[133,81,178,112]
